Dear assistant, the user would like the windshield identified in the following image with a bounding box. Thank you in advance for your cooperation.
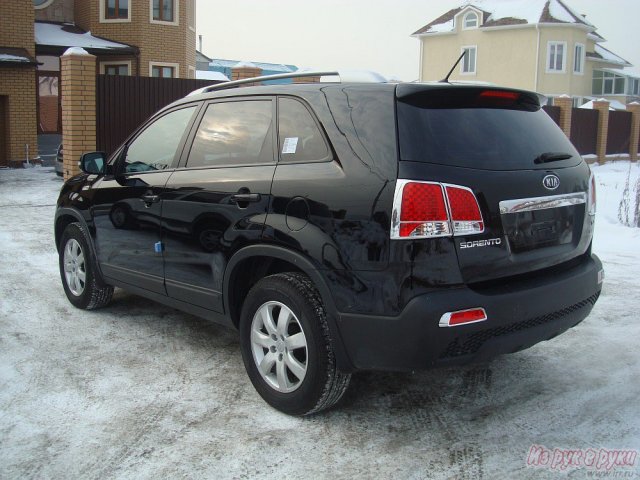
[397,100,580,171]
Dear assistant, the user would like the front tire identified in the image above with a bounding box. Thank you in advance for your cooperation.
[59,222,113,310]
[239,273,351,415]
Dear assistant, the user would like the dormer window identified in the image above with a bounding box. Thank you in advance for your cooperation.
[463,11,479,29]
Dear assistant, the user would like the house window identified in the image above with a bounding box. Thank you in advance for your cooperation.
[187,0,195,31]
[463,12,478,29]
[592,70,626,95]
[547,42,566,73]
[461,46,477,74]
[150,62,179,78]
[106,0,128,19]
[105,64,129,76]
[153,0,174,22]
[33,0,55,8]
[630,78,640,96]
[100,61,132,76]
[574,43,584,74]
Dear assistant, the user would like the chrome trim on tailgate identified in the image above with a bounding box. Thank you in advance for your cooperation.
[499,192,586,214]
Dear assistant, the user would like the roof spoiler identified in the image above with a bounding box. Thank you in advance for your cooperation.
[186,70,388,96]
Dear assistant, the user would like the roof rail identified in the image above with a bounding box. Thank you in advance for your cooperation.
[187,70,388,96]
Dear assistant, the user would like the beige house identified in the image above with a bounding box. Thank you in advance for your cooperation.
[413,0,639,106]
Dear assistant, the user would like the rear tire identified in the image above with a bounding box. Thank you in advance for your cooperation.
[239,272,351,415]
[59,222,113,310]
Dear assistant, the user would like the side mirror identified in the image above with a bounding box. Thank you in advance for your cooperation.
[80,151,106,175]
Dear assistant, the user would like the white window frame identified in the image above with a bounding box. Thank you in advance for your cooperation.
[100,60,132,76]
[99,0,132,23]
[149,61,180,78]
[573,43,585,75]
[546,41,567,74]
[150,0,179,26]
[463,11,479,29]
[460,46,477,75]
[34,0,55,10]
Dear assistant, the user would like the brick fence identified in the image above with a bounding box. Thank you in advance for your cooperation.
[57,60,637,176]
[553,96,639,164]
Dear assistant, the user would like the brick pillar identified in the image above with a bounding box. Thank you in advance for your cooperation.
[553,95,573,138]
[293,75,321,84]
[61,48,96,180]
[231,63,262,87]
[627,102,640,162]
[593,99,610,165]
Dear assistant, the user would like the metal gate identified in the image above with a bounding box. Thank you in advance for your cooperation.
[96,75,221,156]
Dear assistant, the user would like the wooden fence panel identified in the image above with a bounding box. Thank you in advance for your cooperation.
[570,108,598,155]
[606,110,632,155]
[542,105,561,126]
[96,75,221,156]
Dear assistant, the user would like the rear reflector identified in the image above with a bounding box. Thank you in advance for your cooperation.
[588,171,596,216]
[439,308,488,328]
[391,180,484,239]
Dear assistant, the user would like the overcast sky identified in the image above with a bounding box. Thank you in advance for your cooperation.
[196,0,640,81]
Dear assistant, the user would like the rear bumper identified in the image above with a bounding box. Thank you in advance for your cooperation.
[337,254,603,371]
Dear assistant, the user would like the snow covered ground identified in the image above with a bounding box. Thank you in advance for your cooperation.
[0,164,639,479]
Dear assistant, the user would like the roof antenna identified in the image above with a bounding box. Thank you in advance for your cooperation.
[440,51,467,83]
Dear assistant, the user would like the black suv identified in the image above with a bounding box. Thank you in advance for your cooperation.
[55,72,603,415]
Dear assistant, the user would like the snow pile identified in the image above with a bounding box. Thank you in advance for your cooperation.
[592,161,640,255]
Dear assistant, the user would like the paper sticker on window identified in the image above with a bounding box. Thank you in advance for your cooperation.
[282,137,298,154]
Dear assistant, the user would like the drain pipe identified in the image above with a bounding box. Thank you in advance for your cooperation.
[25,144,31,167]
[534,23,541,93]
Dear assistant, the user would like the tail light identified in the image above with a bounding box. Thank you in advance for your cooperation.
[588,172,596,216]
[391,180,484,239]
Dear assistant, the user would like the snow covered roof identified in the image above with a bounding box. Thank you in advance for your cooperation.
[195,70,229,81]
[579,99,627,111]
[587,44,632,67]
[35,22,137,54]
[0,47,38,67]
[413,0,594,35]
[209,58,297,73]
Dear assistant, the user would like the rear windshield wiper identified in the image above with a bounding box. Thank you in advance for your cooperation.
[534,152,573,164]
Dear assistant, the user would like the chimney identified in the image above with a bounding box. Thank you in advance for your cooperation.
[199,35,203,53]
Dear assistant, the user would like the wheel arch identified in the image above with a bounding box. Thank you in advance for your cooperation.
[55,208,107,285]
[224,244,355,372]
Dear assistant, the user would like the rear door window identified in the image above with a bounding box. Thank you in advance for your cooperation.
[186,100,274,168]
[397,89,580,170]
[278,97,330,163]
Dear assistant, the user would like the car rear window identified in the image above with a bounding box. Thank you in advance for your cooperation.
[397,91,580,170]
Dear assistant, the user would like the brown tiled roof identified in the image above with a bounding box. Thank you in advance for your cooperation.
[482,17,527,27]
[413,0,594,35]
[412,7,463,35]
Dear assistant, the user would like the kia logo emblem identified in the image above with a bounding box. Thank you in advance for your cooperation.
[543,174,560,190]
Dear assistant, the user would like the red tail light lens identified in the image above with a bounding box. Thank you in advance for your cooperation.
[445,185,484,235]
[391,180,484,239]
[396,182,450,238]
[439,308,487,327]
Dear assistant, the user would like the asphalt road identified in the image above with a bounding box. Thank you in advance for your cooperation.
[1,167,638,479]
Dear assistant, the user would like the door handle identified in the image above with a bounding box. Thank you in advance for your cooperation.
[230,193,261,204]
[141,194,160,204]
